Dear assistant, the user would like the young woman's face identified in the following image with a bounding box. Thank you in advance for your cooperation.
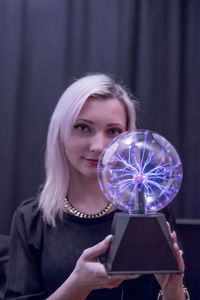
[65,97,135,179]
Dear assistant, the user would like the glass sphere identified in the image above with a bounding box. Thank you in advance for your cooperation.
[98,129,183,214]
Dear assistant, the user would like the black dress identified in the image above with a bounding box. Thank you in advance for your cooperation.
[5,198,175,300]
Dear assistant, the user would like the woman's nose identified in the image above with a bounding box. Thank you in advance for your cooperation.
[89,133,107,153]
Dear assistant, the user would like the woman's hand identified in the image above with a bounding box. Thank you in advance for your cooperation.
[155,222,185,300]
[48,235,140,300]
[70,235,140,292]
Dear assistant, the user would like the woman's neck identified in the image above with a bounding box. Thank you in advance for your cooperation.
[67,174,111,214]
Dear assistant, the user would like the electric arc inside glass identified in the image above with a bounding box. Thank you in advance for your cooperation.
[97,129,183,214]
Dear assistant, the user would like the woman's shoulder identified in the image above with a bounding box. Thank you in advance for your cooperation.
[16,197,39,213]
[15,197,41,220]
[12,197,44,238]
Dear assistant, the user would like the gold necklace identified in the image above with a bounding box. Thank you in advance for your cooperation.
[64,198,113,219]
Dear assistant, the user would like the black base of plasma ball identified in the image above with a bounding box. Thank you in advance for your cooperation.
[104,212,182,275]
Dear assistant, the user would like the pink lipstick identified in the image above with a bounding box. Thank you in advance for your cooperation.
[85,158,99,165]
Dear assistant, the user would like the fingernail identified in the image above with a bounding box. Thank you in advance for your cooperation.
[105,235,113,241]
[174,242,178,249]
[166,221,171,230]
[171,230,177,238]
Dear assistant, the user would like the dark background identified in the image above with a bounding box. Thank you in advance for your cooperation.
[0,0,200,233]
[0,1,200,298]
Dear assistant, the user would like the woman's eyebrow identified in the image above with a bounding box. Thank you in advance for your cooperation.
[106,123,124,127]
[76,118,94,124]
[76,119,124,127]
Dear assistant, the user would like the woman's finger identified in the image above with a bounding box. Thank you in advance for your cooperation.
[166,221,172,234]
[104,274,140,289]
[105,274,141,282]
[171,230,178,244]
[173,242,185,272]
[106,278,123,289]
[170,230,184,272]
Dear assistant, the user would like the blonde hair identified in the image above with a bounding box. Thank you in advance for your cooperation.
[39,73,137,226]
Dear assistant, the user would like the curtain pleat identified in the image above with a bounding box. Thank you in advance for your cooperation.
[0,0,200,234]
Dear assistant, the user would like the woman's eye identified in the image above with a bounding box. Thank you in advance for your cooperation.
[74,124,90,132]
[107,128,123,136]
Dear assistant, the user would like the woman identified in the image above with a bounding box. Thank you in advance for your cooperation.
[5,74,187,299]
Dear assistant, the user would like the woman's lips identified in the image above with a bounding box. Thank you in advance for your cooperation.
[84,158,99,165]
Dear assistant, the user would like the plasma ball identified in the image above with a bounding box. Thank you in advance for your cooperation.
[98,130,183,214]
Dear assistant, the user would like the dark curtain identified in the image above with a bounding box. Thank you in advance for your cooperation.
[0,0,200,235]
